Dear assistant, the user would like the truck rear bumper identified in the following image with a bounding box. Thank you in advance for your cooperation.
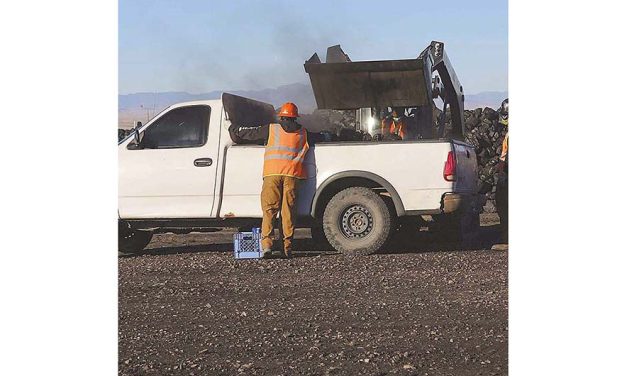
[441,193,479,214]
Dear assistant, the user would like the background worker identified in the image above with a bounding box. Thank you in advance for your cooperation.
[229,102,326,258]
[492,98,509,251]
[497,98,508,131]
[381,107,408,140]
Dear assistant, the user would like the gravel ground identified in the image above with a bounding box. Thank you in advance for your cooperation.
[119,215,507,375]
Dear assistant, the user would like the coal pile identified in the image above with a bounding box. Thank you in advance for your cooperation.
[460,107,507,213]
[118,129,133,142]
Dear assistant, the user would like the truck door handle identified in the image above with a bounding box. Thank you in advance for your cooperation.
[194,158,213,167]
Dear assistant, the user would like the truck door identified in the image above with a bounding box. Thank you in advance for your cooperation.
[118,104,221,218]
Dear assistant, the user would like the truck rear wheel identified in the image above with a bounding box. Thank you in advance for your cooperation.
[119,228,153,253]
[322,187,392,256]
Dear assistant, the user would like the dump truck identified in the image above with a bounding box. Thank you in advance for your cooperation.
[118,41,479,255]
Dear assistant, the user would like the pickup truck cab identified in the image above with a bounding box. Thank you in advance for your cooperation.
[118,41,480,255]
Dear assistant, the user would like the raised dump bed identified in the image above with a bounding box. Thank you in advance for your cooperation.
[304,41,466,140]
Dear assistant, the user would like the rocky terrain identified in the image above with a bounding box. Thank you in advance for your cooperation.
[119,215,507,375]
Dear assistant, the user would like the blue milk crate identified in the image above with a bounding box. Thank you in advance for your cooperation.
[233,228,263,259]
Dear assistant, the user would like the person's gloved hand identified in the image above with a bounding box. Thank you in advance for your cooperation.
[228,123,247,144]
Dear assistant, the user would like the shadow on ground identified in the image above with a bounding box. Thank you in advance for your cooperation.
[120,219,503,258]
[380,223,502,254]
[120,242,234,258]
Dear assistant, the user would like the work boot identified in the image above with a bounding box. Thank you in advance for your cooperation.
[490,243,508,251]
[261,248,273,259]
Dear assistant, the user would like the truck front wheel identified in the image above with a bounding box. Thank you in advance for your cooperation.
[322,187,392,256]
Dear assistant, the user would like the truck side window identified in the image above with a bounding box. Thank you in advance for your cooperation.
[140,105,211,149]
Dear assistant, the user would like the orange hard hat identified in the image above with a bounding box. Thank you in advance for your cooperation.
[278,102,299,118]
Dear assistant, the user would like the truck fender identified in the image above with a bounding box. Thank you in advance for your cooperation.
[310,170,405,218]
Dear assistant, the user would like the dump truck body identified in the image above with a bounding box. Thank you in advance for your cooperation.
[305,41,465,140]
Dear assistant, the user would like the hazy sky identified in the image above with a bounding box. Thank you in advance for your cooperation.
[119,0,507,95]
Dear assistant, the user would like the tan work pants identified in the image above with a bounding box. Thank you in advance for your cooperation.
[260,175,299,253]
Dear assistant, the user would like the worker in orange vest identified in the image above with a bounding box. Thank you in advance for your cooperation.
[381,107,408,140]
[492,98,509,251]
[229,102,326,258]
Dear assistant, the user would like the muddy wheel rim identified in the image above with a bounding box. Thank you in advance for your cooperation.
[340,205,374,238]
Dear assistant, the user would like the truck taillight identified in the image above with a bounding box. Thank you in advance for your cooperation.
[443,151,456,181]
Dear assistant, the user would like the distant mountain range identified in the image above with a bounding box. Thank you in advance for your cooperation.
[119,83,507,128]
[462,91,509,109]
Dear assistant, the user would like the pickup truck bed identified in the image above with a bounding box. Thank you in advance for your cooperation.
[220,139,478,219]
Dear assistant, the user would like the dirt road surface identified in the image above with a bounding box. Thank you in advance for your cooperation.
[119,215,507,375]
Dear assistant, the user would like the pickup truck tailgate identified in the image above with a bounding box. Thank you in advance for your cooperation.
[452,141,478,194]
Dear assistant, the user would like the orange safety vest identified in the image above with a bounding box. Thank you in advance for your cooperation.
[382,118,407,139]
[500,132,509,162]
[263,123,309,179]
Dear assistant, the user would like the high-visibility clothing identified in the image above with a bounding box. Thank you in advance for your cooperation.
[499,132,509,162]
[382,118,407,139]
[496,132,508,242]
[499,115,509,127]
[260,175,298,253]
[263,123,309,179]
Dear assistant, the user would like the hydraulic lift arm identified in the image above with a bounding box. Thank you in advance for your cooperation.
[421,41,465,140]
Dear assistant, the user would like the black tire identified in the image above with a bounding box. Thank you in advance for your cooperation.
[322,187,392,256]
[119,228,153,253]
[310,225,331,247]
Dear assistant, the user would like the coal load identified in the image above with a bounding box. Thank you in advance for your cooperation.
[299,109,366,141]
[118,129,133,142]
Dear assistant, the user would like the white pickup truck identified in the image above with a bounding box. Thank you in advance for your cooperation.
[118,42,480,255]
